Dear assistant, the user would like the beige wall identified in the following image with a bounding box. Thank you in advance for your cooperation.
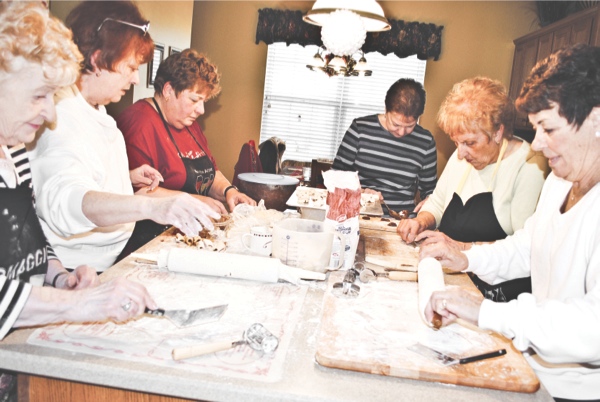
[51,1,542,181]
[191,1,540,181]
[134,1,194,102]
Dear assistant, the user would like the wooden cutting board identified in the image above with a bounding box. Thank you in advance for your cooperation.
[361,231,419,269]
[359,215,401,232]
[315,271,540,392]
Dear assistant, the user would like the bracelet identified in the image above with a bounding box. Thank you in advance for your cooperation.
[223,185,237,198]
[51,271,69,288]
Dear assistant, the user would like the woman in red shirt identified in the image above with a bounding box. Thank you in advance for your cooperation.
[118,49,255,249]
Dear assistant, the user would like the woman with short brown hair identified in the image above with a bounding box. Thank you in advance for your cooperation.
[117,49,255,251]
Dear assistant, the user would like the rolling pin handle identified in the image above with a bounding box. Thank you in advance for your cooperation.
[172,340,238,361]
[431,312,443,330]
[387,271,418,282]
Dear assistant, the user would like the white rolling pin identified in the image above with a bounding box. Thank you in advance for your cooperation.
[156,248,326,284]
[416,257,489,333]
[417,257,445,329]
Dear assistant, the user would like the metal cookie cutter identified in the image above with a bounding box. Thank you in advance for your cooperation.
[331,266,360,299]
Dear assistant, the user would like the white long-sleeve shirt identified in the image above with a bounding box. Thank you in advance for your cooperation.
[28,86,134,271]
[421,140,548,235]
[466,172,600,399]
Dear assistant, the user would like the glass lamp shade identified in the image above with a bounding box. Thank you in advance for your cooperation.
[303,0,390,32]
[328,55,346,69]
[356,56,369,70]
[321,10,366,56]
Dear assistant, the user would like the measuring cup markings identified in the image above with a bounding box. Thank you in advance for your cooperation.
[272,218,345,272]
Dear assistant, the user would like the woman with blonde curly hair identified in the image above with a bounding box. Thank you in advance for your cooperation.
[117,49,256,252]
[397,77,548,302]
[0,4,157,397]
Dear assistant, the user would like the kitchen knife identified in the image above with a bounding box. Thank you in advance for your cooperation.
[408,343,506,366]
[144,304,228,328]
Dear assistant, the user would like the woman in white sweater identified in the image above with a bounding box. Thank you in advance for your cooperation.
[398,77,548,301]
[28,1,219,271]
[421,44,600,401]
[0,10,158,401]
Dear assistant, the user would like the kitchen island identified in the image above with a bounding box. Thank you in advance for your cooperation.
[0,230,553,402]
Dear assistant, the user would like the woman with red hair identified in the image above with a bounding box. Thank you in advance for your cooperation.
[29,1,219,272]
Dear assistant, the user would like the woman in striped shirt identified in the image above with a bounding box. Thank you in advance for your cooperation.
[332,78,437,214]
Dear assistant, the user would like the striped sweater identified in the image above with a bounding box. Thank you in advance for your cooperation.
[0,144,56,339]
[332,114,437,212]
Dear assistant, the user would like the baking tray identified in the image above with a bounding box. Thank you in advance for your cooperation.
[286,187,383,216]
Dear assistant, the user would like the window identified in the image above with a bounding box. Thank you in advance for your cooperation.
[259,43,427,162]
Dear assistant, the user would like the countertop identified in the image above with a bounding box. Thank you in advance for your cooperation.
[0,231,554,402]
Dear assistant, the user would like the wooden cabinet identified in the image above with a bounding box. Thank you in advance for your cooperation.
[509,6,600,136]
[509,39,539,132]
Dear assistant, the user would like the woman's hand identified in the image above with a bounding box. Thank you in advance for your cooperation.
[148,192,220,236]
[225,189,256,212]
[195,195,228,215]
[425,286,483,327]
[130,164,163,191]
[56,265,100,290]
[417,230,469,272]
[396,212,435,243]
[16,277,158,328]
[71,277,158,323]
[46,259,99,290]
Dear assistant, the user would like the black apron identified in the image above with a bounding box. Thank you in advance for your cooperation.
[0,161,50,402]
[0,181,48,284]
[152,98,216,195]
[118,99,217,261]
[437,140,531,302]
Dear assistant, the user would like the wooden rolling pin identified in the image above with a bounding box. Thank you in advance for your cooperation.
[172,340,241,361]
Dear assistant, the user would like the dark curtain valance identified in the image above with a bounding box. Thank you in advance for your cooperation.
[255,8,443,61]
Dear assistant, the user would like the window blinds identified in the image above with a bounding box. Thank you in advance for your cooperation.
[260,43,427,162]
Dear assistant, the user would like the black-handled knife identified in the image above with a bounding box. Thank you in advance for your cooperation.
[458,348,507,365]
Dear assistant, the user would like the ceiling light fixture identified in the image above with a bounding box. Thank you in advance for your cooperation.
[303,0,389,76]
[303,0,391,33]
[306,47,372,77]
